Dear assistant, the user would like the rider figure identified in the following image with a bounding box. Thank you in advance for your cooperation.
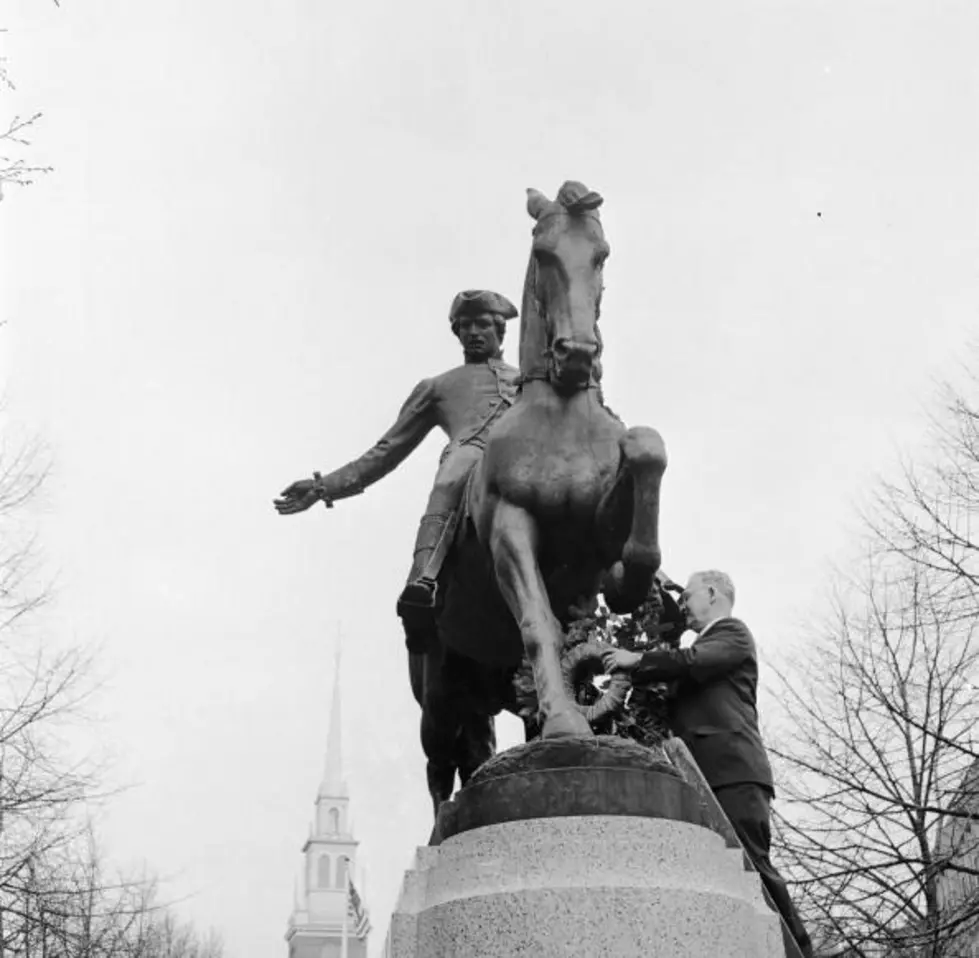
[274,289,520,653]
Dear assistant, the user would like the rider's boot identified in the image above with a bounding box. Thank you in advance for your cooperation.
[397,514,450,653]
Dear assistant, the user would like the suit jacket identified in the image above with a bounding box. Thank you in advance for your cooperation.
[633,617,774,792]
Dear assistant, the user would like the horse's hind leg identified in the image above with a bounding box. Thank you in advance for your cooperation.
[421,709,457,818]
[598,426,667,612]
[455,712,495,787]
[490,501,592,739]
[416,650,459,818]
[424,762,454,820]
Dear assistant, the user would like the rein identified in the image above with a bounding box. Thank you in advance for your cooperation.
[515,371,599,390]
[519,255,601,392]
[533,210,603,228]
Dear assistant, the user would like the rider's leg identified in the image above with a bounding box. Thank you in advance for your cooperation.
[397,444,482,651]
[399,445,482,609]
[400,513,453,606]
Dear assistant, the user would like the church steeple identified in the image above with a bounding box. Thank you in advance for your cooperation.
[286,639,369,958]
[319,647,347,798]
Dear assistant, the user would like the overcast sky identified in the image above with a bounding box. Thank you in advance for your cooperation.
[3,2,978,957]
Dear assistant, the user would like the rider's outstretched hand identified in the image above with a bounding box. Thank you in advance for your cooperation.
[274,478,321,515]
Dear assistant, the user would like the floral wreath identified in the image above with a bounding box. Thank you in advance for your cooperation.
[512,583,685,746]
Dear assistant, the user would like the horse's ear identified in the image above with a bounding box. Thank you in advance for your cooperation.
[575,191,604,212]
[526,188,550,221]
[557,180,604,214]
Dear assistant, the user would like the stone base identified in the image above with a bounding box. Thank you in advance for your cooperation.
[383,737,786,957]
[384,815,784,957]
[430,734,698,845]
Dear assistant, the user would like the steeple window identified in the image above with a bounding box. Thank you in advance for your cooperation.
[317,854,331,888]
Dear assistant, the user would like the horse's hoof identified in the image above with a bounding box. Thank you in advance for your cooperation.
[541,710,594,739]
[604,561,655,614]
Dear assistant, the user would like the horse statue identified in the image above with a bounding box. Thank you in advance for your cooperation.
[412,180,668,814]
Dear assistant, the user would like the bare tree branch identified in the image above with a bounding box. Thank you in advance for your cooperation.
[1,6,59,195]
[0,413,223,958]
[770,351,979,957]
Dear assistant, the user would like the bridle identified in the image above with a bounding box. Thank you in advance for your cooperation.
[520,232,604,390]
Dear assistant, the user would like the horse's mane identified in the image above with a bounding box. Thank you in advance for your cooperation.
[519,248,543,377]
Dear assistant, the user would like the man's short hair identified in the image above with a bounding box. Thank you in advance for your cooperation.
[693,569,736,605]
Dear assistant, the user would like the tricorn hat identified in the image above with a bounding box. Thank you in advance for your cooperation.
[448,290,518,325]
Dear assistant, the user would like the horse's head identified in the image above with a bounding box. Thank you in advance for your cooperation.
[522,181,610,393]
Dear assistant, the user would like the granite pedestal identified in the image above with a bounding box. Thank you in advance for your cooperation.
[383,737,785,958]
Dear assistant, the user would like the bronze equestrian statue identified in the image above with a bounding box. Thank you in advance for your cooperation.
[455,180,668,740]
[274,289,521,654]
[275,181,668,811]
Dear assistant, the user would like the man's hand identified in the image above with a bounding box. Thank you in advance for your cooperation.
[602,648,643,672]
[274,477,328,515]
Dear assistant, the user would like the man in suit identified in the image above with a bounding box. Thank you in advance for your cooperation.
[603,569,814,958]
[274,290,520,653]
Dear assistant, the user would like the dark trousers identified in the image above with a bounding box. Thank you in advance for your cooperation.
[714,783,814,958]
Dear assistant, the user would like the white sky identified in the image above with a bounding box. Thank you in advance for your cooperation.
[2,2,978,957]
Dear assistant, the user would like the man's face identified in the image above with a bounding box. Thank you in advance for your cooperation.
[680,575,714,631]
[457,313,501,361]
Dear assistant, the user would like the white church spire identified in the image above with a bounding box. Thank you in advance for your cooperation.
[286,628,369,958]
[293,874,304,915]
[319,640,347,798]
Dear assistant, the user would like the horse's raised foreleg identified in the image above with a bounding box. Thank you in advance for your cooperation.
[490,500,592,739]
[598,426,667,612]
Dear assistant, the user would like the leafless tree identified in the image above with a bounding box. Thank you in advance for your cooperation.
[0,415,90,955]
[0,422,106,958]
[0,112,53,195]
[1,824,225,958]
[870,350,979,615]
[0,416,92,832]
[769,354,979,957]
[771,558,979,957]
[1,2,59,197]
[0,421,222,958]
[0,424,48,631]
[129,910,224,958]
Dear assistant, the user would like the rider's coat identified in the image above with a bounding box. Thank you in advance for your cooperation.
[317,358,520,512]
